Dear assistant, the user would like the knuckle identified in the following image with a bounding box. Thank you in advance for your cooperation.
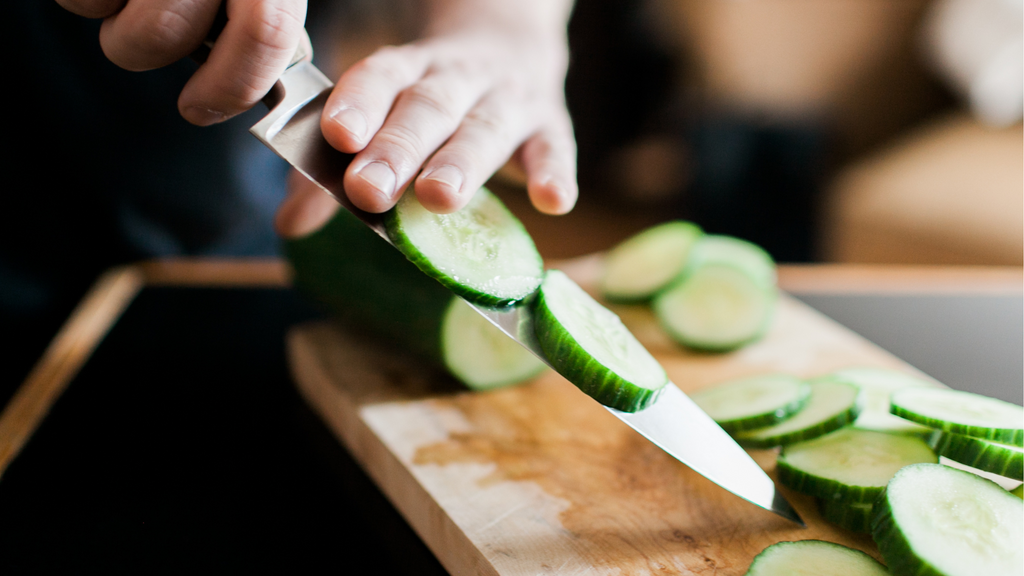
[140,8,200,57]
[464,108,510,142]
[374,128,427,163]
[403,83,459,125]
[357,46,419,85]
[243,0,304,53]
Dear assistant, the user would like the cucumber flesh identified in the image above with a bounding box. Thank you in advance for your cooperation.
[871,463,1023,576]
[890,388,1024,447]
[600,221,702,302]
[828,367,939,435]
[777,428,937,503]
[691,374,810,433]
[744,540,888,575]
[385,186,543,307]
[819,499,874,533]
[734,380,861,448]
[442,298,548,390]
[535,270,667,412]
[928,430,1024,481]
[1011,484,1023,499]
[653,265,776,351]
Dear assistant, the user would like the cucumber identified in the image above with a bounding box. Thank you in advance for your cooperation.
[600,221,703,303]
[777,428,937,503]
[928,431,1023,481]
[384,186,543,308]
[652,235,777,352]
[534,270,667,412]
[827,367,940,435]
[442,298,547,390]
[819,499,874,533]
[890,388,1024,447]
[286,208,544,390]
[1011,484,1023,499]
[734,380,861,448]
[744,540,888,575]
[690,374,810,433]
[871,463,1023,576]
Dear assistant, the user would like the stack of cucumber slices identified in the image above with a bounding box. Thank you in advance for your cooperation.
[287,187,548,390]
[289,186,668,410]
[601,221,777,352]
[715,367,1024,576]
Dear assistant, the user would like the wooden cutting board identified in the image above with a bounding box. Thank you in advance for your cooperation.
[286,255,921,575]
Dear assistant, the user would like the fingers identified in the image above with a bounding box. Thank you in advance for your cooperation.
[520,112,578,215]
[177,0,306,125]
[321,46,430,154]
[99,0,220,71]
[341,61,492,213]
[414,91,534,213]
[275,170,340,239]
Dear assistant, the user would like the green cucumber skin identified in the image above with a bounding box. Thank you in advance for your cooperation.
[735,405,862,449]
[716,386,810,434]
[286,208,451,362]
[534,289,662,413]
[745,540,888,575]
[869,489,937,576]
[777,458,884,505]
[601,221,704,304]
[889,403,1024,447]
[819,499,873,533]
[929,432,1024,481]
[870,464,1022,576]
[383,188,541,308]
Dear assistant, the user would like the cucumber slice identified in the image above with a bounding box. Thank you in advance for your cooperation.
[534,270,668,412]
[653,235,776,352]
[734,380,861,448]
[691,374,810,433]
[777,428,937,503]
[1011,484,1023,499]
[871,463,1024,576]
[828,367,940,435]
[745,540,888,575]
[819,499,874,533]
[288,208,540,390]
[928,431,1023,481]
[600,221,703,303]
[442,298,547,390]
[384,186,543,307]
[890,388,1024,447]
[287,206,453,361]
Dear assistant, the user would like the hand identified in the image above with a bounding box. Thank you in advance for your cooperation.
[55,0,308,126]
[319,23,578,217]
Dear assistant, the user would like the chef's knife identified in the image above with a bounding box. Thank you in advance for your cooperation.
[240,37,803,526]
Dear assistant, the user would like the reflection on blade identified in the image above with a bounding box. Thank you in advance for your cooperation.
[250,62,385,239]
[608,384,804,525]
[251,61,803,526]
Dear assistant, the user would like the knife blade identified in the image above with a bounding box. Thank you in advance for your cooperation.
[252,58,803,526]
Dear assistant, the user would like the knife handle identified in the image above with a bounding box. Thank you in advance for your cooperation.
[188,3,313,71]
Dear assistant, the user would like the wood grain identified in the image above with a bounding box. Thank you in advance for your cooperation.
[288,256,930,575]
[140,258,289,287]
[0,266,144,479]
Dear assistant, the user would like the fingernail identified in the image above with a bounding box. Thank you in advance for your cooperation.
[356,162,397,199]
[329,107,367,143]
[185,106,227,126]
[422,165,464,195]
